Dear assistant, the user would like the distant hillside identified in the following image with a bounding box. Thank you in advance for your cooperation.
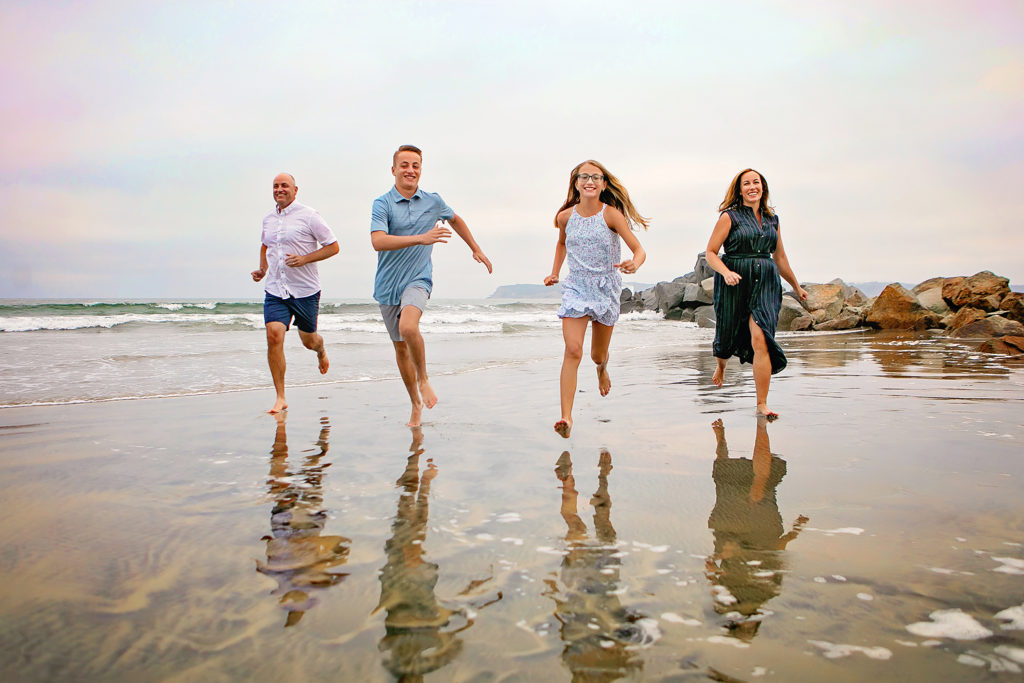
[488,282,654,299]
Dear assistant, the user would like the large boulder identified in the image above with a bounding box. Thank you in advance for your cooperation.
[653,281,686,312]
[949,315,1024,339]
[801,283,845,319]
[778,297,811,331]
[700,277,715,301]
[979,336,1024,356]
[940,276,966,306]
[815,309,863,331]
[916,287,950,316]
[865,284,942,330]
[1000,292,1024,323]
[693,252,715,282]
[912,277,948,294]
[640,287,658,311]
[681,282,713,306]
[942,271,1011,311]
[665,307,696,323]
[694,305,716,328]
[945,306,987,332]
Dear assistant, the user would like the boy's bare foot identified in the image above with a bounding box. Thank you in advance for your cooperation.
[317,349,329,374]
[554,419,572,438]
[407,401,424,428]
[756,404,778,421]
[712,366,724,387]
[268,398,288,414]
[420,380,438,409]
[597,362,611,396]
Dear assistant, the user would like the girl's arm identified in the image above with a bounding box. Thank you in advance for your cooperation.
[544,209,571,285]
[704,213,740,286]
[607,207,646,275]
[772,228,808,300]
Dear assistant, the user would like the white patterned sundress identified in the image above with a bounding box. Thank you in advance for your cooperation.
[557,204,622,326]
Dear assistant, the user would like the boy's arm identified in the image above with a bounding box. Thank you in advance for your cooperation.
[448,214,492,273]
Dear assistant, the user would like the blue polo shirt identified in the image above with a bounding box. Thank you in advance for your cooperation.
[371,186,455,305]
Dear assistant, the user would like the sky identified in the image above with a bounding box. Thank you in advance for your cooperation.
[1,0,1022,299]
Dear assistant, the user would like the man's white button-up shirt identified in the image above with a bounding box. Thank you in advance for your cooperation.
[261,202,338,298]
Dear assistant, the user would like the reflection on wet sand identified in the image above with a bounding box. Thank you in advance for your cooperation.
[705,418,807,641]
[257,414,351,627]
[375,428,494,681]
[546,450,650,681]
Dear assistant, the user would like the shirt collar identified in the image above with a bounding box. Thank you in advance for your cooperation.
[275,200,300,215]
[389,186,422,203]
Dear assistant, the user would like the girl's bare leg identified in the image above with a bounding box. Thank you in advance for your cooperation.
[556,317,589,437]
[590,321,614,396]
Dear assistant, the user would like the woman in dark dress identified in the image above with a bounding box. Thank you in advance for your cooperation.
[705,169,807,419]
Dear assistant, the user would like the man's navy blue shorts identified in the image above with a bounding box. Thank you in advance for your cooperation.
[263,291,321,333]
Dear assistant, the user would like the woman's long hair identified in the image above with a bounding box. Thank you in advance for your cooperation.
[554,160,649,230]
[718,168,775,217]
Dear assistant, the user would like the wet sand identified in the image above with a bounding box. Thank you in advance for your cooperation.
[1,330,1022,681]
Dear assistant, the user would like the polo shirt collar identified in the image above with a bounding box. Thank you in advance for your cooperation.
[389,186,422,203]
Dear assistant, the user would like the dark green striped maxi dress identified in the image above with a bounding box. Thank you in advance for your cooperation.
[712,206,787,374]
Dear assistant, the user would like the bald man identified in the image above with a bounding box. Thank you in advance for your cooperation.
[251,173,339,413]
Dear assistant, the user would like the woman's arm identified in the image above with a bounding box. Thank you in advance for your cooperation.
[704,213,741,286]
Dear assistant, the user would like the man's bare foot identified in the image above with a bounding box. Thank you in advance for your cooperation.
[420,380,438,409]
[712,418,724,431]
[554,419,572,438]
[268,398,288,414]
[712,366,724,387]
[597,362,611,397]
[407,401,424,428]
[317,349,329,374]
[756,404,778,421]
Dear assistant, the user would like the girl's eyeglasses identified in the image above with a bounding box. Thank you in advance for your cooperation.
[577,173,605,183]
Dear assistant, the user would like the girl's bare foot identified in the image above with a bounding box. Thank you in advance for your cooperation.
[268,398,288,414]
[596,362,611,396]
[756,404,778,421]
[712,366,724,387]
[554,419,572,438]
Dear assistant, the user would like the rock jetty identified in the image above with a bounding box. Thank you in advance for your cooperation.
[621,254,1024,356]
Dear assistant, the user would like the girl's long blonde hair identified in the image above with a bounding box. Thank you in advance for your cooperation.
[554,160,649,230]
[718,168,775,217]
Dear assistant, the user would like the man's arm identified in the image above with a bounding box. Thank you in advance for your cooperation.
[251,244,268,281]
[370,224,451,252]
[448,214,492,273]
[285,241,339,268]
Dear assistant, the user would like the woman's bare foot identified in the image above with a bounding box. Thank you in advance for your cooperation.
[419,379,438,409]
[756,404,778,421]
[317,349,329,374]
[268,398,288,414]
[596,362,611,396]
[554,419,572,438]
[712,365,725,387]
[407,400,424,428]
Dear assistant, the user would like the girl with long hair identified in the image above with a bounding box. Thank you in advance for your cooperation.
[704,169,807,420]
[544,160,648,438]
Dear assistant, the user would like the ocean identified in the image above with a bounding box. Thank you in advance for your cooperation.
[0,298,677,407]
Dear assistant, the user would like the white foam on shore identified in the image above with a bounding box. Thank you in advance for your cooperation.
[995,604,1024,630]
[992,557,1024,574]
[905,609,993,640]
[808,640,892,660]
[661,612,701,626]
[805,527,865,535]
[707,636,749,649]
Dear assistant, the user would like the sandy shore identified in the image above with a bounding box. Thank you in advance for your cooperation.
[1,330,1022,680]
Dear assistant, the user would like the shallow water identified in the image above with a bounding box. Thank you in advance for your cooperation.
[0,327,1022,681]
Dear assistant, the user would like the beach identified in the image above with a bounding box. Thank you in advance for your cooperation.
[1,300,1023,680]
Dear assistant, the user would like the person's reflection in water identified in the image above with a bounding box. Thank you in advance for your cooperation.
[546,450,649,681]
[705,418,807,640]
[375,428,496,682]
[257,413,351,627]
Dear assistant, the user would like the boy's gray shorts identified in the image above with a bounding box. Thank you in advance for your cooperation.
[379,286,429,342]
